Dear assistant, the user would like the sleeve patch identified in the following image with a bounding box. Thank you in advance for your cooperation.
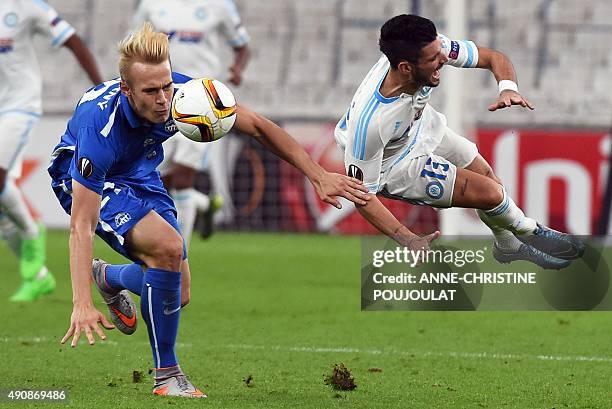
[348,164,364,181]
[78,157,93,178]
[449,41,460,60]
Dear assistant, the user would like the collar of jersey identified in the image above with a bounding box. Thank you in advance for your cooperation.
[375,68,401,104]
[120,93,145,128]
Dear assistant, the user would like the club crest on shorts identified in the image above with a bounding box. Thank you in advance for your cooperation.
[114,212,131,228]
[426,181,444,200]
[78,157,93,178]
[348,164,363,181]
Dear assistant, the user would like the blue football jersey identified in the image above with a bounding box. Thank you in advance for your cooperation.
[49,72,191,195]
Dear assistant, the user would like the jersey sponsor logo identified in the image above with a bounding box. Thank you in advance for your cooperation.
[143,138,155,147]
[164,119,177,133]
[3,12,18,28]
[146,150,158,160]
[178,31,204,43]
[449,41,460,59]
[426,181,444,200]
[77,157,93,178]
[348,164,364,181]
[0,38,13,53]
[114,212,131,228]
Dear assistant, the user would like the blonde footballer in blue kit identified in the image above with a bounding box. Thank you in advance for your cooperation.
[50,23,369,398]
[0,0,102,301]
[335,14,584,269]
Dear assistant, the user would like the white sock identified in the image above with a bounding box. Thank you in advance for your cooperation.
[476,209,522,251]
[191,189,210,212]
[0,179,39,239]
[0,211,21,256]
[482,187,537,236]
[171,188,197,246]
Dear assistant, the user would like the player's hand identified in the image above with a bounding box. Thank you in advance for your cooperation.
[229,65,242,86]
[61,303,114,347]
[314,172,370,208]
[488,90,534,111]
[405,231,441,253]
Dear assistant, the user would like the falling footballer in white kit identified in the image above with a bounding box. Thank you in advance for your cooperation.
[335,34,480,207]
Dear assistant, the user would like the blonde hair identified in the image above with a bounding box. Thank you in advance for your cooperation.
[118,22,169,81]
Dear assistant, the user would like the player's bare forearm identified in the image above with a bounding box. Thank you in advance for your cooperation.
[229,45,250,85]
[64,34,104,85]
[64,182,114,348]
[476,46,534,111]
[357,195,440,251]
[358,195,412,240]
[475,46,516,83]
[233,45,250,71]
[68,180,101,306]
[235,104,329,182]
[234,104,369,207]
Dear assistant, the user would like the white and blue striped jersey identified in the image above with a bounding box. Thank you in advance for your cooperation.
[48,72,191,196]
[334,34,479,193]
[0,0,75,115]
[132,0,250,79]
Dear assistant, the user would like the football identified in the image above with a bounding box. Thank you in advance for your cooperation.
[171,78,237,142]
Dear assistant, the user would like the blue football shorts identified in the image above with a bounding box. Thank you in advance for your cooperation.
[51,177,187,263]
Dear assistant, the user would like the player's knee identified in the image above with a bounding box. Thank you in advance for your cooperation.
[149,235,184,270]
[481,183,504,210]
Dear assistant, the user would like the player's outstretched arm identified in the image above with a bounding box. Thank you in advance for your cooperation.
[233,104,370,208]
[476,46,534,112]
[358,195,440,252]
[61,180,114,348]
[63,34,104,85]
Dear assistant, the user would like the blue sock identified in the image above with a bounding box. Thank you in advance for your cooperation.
[105,263,144,296]
[141,268,181,369]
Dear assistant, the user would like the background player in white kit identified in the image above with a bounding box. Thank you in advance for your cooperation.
[1,0,102,301]
[132,0,250,245]
[335,14,583,268]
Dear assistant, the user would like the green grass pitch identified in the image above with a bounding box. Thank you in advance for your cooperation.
[1,231,611,408]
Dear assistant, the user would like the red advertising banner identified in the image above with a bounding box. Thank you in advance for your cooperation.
[477,129,610,234]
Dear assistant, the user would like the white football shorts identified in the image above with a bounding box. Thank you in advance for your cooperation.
[158,133,214,176]
[380,127,478,207]
[0,112,39,179]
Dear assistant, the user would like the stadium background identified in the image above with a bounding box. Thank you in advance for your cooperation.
[3,2,611,407]
[21,0,612,234]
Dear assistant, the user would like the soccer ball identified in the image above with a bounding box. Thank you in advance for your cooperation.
[171,78,237,142]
